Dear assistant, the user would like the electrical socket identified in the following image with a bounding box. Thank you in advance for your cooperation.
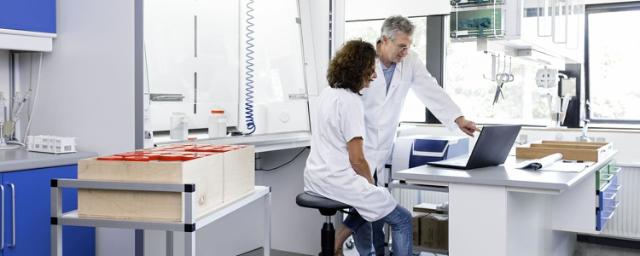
[517,134,528,145]
[255,153,262,170]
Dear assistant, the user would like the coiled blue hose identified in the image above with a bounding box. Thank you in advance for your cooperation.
[244,0,257,134]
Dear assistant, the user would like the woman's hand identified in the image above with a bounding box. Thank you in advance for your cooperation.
[347,137,374,184]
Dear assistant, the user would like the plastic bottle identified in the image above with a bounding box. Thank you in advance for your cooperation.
[208,109,227,138]
[170,112,188,141]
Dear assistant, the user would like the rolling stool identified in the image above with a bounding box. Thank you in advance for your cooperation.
[296,192,350,256]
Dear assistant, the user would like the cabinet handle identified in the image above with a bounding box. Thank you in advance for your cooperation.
[0,184,4,251]
[8,184,15,248]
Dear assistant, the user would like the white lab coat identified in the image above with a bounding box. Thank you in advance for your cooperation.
[304,88,397,221]
[362,50,463,184]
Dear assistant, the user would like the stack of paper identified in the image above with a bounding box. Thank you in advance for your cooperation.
[517,153,593,172]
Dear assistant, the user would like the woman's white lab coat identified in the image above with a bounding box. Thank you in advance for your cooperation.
[362,51,463,184]
[304,88,397,222]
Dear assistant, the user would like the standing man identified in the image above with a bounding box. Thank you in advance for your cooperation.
[362,15,477,254]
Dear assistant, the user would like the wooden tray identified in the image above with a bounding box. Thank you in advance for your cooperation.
[516,141,613,161]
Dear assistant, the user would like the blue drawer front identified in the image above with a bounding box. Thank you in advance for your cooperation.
[2,165,94,256]
[596,168,621,231]
[0,0,56,33]
[408,138,469,168]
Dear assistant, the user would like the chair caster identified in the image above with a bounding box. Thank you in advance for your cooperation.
[345,238,354,249]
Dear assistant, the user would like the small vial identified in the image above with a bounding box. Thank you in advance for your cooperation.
[208,109,227,138]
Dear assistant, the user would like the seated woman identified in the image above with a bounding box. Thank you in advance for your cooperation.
[303,39,413,256]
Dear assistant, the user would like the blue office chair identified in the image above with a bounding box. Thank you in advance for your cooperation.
[296,192,350,256]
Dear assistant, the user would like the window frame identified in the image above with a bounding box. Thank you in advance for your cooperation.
[584,2,640,124]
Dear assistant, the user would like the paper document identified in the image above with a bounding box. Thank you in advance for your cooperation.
[517,153,592,172]
[537,161,593,172]
[517,153,563,170]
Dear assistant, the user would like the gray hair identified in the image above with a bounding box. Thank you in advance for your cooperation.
[380,16,415,41]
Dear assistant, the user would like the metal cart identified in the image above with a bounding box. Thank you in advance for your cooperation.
[50,179,271,256]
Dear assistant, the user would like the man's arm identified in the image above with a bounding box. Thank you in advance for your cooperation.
[455,116,479,137]
[347,137,374,184]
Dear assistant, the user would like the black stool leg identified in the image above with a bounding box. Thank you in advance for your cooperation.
[320,216,335,256]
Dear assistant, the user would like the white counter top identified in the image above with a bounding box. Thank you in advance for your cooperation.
[154,131,311,153]
[394,151,616,193]
[0,149,97,172]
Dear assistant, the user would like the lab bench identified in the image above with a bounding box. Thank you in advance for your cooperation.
[0,149,96,256]
[391,150,619,256]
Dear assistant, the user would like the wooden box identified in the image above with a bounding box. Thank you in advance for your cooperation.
[78,145,254,222]
[516,141,613,161]
[419,214,448,251]
[222,146,255,201]
[411,212,427,247]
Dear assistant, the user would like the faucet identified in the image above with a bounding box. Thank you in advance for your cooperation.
[577,119,590,142]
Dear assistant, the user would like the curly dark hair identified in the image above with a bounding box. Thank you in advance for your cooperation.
[327,40,376,94]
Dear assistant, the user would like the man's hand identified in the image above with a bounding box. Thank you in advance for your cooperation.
[455,116,479,137]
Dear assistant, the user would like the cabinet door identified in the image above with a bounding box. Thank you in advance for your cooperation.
[0,0,56,33]
[2,165,94,256]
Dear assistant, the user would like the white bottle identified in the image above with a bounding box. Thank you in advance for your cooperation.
[208,109,227,138]
[170,112,188,141]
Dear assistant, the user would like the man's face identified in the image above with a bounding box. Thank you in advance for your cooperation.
[381,31,412,63]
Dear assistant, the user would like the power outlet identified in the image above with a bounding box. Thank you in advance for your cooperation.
[517,134,528,145]
[255,153,262,170]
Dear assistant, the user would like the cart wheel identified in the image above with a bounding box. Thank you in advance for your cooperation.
[345,238,354,249]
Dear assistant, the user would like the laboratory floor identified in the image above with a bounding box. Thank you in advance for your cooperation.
[343,242,640,256]
[574,242,640,256]
[241,241,640,256]
[240,248,307,256]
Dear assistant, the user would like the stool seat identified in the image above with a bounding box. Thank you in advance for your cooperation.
[296,191,350,256]
[296,192,349,216]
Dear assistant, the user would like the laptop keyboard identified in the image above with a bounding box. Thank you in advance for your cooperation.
[439,156,469,166]
[448,159,468,165]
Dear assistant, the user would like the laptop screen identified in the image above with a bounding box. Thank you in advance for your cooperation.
[465,125,522,169]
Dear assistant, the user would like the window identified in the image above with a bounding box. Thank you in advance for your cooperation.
[585,3,640,123]
[344,17,428,122]
[443,18,553,126]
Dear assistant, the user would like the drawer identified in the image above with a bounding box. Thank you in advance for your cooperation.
[598,167,621,192]
[596,203,618,231]
[609,167,622,175]
[596,169,622,231]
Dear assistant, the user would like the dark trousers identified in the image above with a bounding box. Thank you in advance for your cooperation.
[372,171,386,256]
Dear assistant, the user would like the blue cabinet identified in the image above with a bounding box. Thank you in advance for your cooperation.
[0,0,56,33]
[1,165,94,256]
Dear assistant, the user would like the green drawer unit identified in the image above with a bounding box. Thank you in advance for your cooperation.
[596,161,618,191]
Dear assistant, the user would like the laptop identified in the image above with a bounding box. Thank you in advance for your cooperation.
[426,125,522,170]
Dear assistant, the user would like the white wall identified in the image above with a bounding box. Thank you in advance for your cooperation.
[257,149,324,254]
[29,0,136,155]
[0,51,9,105]
[26,0,137,255]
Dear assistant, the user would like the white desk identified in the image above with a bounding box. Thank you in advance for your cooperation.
[392,152,619,256]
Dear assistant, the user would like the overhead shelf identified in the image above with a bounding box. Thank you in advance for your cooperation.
[450,0,585,65]
[0,28,55,52]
